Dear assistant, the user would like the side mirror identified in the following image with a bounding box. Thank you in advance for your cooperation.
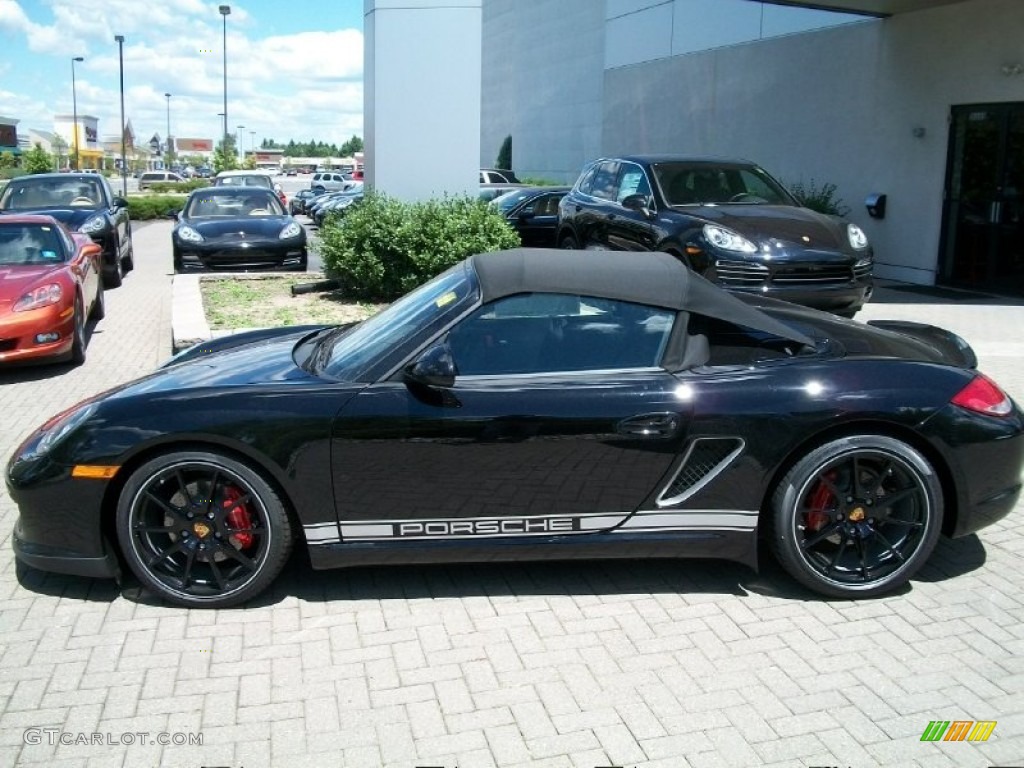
[621,194,654,217]
[403,343,456,389]
[113,196,128,208]
[517,208,535,221]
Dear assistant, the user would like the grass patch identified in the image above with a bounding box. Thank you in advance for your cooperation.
[200,275,383,330]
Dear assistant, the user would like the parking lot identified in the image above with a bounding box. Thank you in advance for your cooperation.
[1,223,1023,767]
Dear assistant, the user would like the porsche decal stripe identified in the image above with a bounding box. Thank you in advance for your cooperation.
[304,510,759,545]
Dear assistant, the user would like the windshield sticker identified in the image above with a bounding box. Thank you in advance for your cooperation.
[41,250,58,260]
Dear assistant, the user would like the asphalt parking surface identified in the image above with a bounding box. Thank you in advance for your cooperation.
[0,224,1022,767]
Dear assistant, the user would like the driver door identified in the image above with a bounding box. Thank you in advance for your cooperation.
[330,293,689,542]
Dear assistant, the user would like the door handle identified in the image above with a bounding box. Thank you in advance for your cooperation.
[616,412,680,438]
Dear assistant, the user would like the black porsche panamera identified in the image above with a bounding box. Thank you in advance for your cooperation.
[7,250,1023,607]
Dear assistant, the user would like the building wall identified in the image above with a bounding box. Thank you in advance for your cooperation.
[601,0,1024,283]
[480,0,605,182]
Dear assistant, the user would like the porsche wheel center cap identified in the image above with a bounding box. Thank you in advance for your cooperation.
[192,522,212,539]
[848,507,866,522]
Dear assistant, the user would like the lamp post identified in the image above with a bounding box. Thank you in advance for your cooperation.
[219,5,230,147]
[237,124,244,163]
[114,36,127,196]
[164,92,172,170]
[71,56,84,171]
[250,130,255,159]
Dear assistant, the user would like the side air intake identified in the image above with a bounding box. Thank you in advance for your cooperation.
[656,437,744,507]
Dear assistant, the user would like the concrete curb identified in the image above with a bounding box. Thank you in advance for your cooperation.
[170,274,211,352]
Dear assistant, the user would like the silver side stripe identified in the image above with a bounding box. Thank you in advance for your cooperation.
[306,510,758,545]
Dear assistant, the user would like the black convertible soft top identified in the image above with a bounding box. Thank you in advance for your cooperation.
[469,248,813,348]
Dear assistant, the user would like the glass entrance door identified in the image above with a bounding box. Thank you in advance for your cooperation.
[940,103,1024,294]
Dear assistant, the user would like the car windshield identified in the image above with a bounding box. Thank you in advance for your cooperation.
[653,163,795,207]
[185,191,284,217]
[310,262,479,381]
[492,189,536,213]
[0,178,104,210]
[0,223,66,265]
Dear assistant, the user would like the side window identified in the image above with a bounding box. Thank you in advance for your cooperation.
[616,163,652,203]
[448,293,675,376]
[589,162,620,201]
[689,314,807,365]
[575,164,599,196]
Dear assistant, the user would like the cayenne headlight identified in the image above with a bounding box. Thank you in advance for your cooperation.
[78,215,106,235]
[703,224,757,254]
[279,222,303,240]
[177,225,204,243]
[847,223,869,250]
[13,283,62,312]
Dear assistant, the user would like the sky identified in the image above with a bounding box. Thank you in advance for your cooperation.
[0,0,365,150]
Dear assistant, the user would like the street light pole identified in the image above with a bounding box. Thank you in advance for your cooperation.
[71,56,84,171]
[114,36,127,196]
[219,5,230,149]
[237,125,244,164]
[165,92,172,170]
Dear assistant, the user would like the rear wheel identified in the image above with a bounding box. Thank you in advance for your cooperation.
[559,231,579,250]
[770,435,942,598]
[116,451,293,608]
[70,297,86,365]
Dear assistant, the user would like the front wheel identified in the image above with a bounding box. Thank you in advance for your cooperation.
[770,435,942,598]
[70,297,86,365]
[558,231,579,250]
[116,451,293,608]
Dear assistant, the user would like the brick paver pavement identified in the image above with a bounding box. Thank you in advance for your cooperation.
[0,225,1022,767]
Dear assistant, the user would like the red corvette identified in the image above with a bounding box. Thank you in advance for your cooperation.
[0,214,105,365]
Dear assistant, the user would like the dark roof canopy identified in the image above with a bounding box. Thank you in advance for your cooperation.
[755,0,968,17]
[469,249,813,347]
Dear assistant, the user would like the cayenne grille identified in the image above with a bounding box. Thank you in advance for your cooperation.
[853,261,872,279]
[771,264,853,284]
[657,437,744,506]
[716,260,769,284]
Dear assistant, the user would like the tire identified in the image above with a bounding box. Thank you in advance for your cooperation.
[116,451,293,608]
[89,280,105,321]
[104,255,123,289]
[70,296,86,365]
[172,248,183,272]
[559,231,579,250]
[122,242,135,273]
[770,435,942,598]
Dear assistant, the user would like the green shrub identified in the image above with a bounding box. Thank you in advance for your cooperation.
[785,179,850,217]
[520,177,561,187]
[149,179,208,194]
[319,192,521,301]
[128,194,188,220]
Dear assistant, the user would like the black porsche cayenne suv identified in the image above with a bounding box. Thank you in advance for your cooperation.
[557,156,873,316]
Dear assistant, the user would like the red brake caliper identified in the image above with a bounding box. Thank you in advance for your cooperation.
[222,486,255,549]
[805,471,836,532]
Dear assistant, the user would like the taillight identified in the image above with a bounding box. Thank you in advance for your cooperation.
[951,374,1013,416]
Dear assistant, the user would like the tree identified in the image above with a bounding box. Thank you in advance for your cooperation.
[0,151,16,169]
[23,143,54,174]
[243,154,257,170]
[213,134,239,173]
[496,135,512,170]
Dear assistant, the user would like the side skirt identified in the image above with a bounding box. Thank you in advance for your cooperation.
[307,529,759,572]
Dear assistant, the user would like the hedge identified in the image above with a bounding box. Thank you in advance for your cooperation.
[318,192,521,301]
[127,195,187,220]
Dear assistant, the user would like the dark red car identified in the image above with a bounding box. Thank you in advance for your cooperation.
[0,215,105,365]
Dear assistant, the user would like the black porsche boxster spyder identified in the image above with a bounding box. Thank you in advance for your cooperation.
[7,250,1023,607]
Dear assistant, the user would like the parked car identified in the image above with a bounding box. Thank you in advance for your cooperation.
[306,184,364,221]
[478,183,526,202]
[172,187,307,272]
[214,171,287,207]
[480,168,521,184]
[285,168,297,177]
[0,172,134,287]
[289,188,320,215]
[0,215,105,365]
[558,156,874,316]
[196,167,213,179]
[310,171,353,193]
[313,191,364,227]
[491,186,570,246]
[8,248,1022,607]
[138,171,186,190]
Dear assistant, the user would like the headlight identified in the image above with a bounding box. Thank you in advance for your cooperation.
[279,222,303,239]
[78,215,106,235]
[13,283,62,312]
[177,225,204,243]
[703,224,757,254]
[847,223,869,250]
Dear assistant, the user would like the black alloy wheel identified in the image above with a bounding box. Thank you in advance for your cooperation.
[116,451,292,608]
[771,435,942,598]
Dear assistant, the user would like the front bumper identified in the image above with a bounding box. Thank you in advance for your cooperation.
[7,453,119,578]
[0,303,75,363]
[175,240,307,271]
[711,256,874,312]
